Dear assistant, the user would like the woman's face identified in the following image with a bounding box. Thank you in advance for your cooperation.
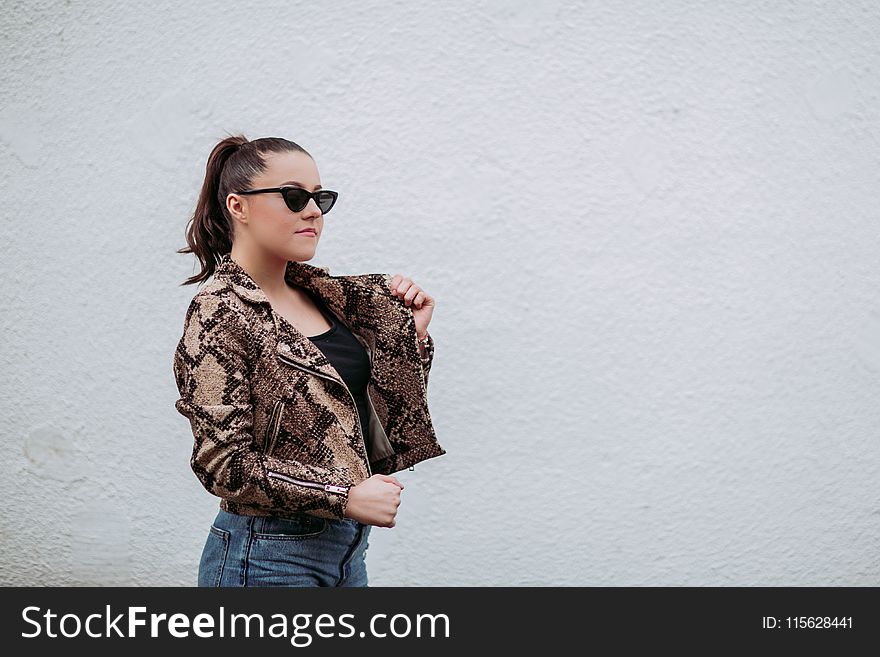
[231,150,325,262]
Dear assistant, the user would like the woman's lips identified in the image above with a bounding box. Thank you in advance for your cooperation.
[296,229,317,236]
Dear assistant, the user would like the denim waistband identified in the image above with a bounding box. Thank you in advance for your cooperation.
[213,507,361,530]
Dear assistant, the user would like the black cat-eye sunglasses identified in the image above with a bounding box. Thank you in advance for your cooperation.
[234,186,339,214]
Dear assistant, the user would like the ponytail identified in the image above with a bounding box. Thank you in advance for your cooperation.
[177,133,310,286]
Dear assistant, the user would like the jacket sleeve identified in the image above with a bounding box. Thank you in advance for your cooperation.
[418,330,434,387]
[172,295,352,519]
[379,271,435,387]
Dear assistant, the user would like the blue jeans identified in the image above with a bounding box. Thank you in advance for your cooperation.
[198,508,372,587]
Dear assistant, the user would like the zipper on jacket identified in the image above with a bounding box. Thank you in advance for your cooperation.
[329,307,391,475]
[263,400,285,456]
[352,330,406,469]
[325,304,400,474]
[266,470,348,495]
[305,301,386,477]
[277,351,373,478]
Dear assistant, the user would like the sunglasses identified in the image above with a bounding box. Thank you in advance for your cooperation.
[234,186,339,214]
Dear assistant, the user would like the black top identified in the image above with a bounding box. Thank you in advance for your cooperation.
[302,290,372,443]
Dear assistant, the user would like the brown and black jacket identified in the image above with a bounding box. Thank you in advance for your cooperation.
[172,252,446,520]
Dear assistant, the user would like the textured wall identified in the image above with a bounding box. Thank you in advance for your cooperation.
[1,0,878,586]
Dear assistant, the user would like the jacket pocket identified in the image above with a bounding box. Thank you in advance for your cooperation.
[263,400,285,456]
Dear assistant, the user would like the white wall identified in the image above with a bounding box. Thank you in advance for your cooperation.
[1,0,878,585]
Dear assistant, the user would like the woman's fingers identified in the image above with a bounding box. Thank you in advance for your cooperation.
[390,275,428,307]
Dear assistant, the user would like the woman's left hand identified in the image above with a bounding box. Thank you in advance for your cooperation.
[389,274,434,339]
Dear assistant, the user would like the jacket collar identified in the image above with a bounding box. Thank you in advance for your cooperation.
[210,252,386,383]
[213,251,333,305]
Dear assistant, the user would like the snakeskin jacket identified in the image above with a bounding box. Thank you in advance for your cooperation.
[172,252,446,520]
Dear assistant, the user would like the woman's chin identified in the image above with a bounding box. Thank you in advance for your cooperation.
[285,246,317,262]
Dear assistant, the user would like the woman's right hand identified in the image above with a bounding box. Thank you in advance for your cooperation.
[343,474,404,527]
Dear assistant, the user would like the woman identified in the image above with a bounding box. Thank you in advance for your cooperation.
[172,134,446,587]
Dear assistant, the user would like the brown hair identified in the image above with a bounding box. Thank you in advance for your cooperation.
[177,133,311,286]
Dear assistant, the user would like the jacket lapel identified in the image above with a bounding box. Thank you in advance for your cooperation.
[211,252,387,385]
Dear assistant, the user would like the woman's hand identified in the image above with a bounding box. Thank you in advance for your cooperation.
[389,274,435,339]
[343,474,405,527]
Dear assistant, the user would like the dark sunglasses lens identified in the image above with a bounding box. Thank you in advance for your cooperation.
[316,191,337,214]
[283,189,309,212]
